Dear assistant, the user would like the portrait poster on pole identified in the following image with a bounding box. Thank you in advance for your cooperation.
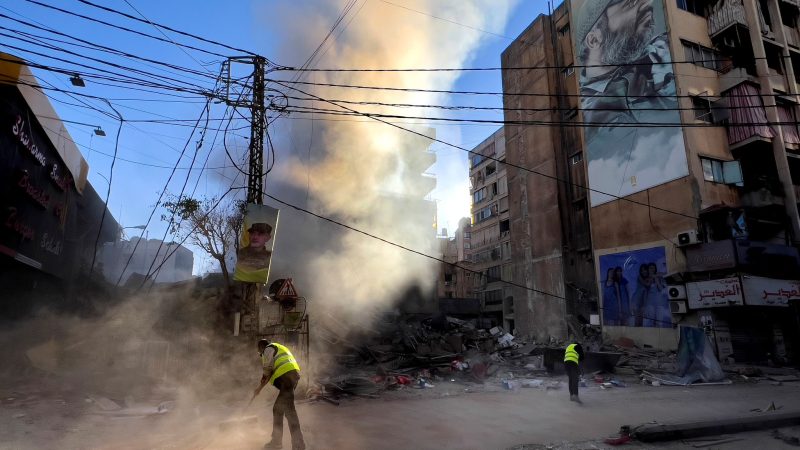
[234,203,279,283]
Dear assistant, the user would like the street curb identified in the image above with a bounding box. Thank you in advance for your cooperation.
[632,411,800,442]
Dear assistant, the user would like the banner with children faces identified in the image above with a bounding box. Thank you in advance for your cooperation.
[598,246,671,328]
[234,203,279,284]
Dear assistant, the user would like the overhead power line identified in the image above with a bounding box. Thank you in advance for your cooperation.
[75,0,261,59]
[281,105,800,129]
[269,78,795,100]
[273,79,701,221]
[22,0,228,58]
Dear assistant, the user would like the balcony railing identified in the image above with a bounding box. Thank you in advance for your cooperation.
[708,0,748,37]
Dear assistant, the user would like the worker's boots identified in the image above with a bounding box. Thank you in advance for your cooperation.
[263,441,282,449]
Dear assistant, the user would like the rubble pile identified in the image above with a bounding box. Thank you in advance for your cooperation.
[313,314,560,402]
[605,338,677,375]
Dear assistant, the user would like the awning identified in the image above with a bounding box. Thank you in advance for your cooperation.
[0,53,89,194]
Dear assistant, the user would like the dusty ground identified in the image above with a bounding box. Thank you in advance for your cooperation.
[2,373,799,450]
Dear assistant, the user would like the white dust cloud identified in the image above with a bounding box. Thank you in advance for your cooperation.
[267,0,518,323]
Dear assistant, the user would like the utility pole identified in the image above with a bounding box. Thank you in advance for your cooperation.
[247,55,266,206]
[224,55,267,336]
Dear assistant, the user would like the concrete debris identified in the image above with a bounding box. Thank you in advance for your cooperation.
[87,395,122,411]
[772,429,800,447]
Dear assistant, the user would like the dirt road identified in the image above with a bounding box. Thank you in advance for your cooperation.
[3,375,799,450]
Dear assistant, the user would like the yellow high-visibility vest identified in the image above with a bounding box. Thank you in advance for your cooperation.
[564,343,580,364]
[264,342,300,385]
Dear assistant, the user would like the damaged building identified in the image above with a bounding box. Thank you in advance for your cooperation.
[483,0,800,363]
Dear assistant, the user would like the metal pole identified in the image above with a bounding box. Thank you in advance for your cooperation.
[248,56,266,206]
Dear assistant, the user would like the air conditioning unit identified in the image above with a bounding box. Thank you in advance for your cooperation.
[677,230,700,246]
[669,300,688,314]
[668,285,687,300]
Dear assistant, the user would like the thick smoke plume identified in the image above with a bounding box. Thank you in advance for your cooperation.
[265,0,518,327]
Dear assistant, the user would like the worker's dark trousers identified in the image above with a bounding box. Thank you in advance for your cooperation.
[565,361,579,397]
[271,371,305,448]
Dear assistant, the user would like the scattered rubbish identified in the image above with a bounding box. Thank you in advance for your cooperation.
[604,435,631,446]
[610,379,626,387]
[520,379,544,388]
[13,413,26,419]
[751,401,782,413]
[601,382,613,389]
[502,380,517,390]
[771,381,783,386]
[651,381,661,387]
[605,426,632,446]
[87,396,122,411]
[772,429,800,447]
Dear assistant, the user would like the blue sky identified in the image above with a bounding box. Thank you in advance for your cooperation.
[1,0,551,274]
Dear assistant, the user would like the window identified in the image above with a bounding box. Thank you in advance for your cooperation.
[487,265,501,283]
[701,157,744,185]
[562,65,574,77]
[677,0,707,16]
[471,153,485,167]
[485,163,497,176]
[692,96,712,123]
[558,24,570,37]
[485,289,503,306]
[569,152,583,165]
[464,231,471,239]
[491,182,498,196]
[473,188,486,204]
[464,242,471,249]
[499,219,510,234]
[473,206,492,223]
[682,40,723,71]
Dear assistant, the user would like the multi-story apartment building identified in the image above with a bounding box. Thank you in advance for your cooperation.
[437,217,474,300]
[466,128,515,331]
[501,7,597,342]
[501,0,800,361]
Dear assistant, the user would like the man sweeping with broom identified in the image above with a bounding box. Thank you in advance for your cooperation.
[254,339,305,450]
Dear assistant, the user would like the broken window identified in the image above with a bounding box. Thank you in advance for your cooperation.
[692,96,713,123]
[485,163,497,176]
[499,219,510,234]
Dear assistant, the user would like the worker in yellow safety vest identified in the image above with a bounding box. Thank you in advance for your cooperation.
[255,340,305,450]
[564,343,584,403]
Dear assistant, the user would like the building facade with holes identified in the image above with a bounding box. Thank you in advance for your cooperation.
[0,53,119,316]
[499,0,800,363]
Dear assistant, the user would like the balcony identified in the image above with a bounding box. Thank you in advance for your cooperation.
[718,66,758,94]
[708,0,748,38]
[784,24,800,48]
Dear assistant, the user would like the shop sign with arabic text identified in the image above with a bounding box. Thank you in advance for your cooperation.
[686,278,744,309]
[741,275,799,307]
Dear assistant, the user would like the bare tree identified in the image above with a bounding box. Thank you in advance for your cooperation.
[161,195,244,291]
